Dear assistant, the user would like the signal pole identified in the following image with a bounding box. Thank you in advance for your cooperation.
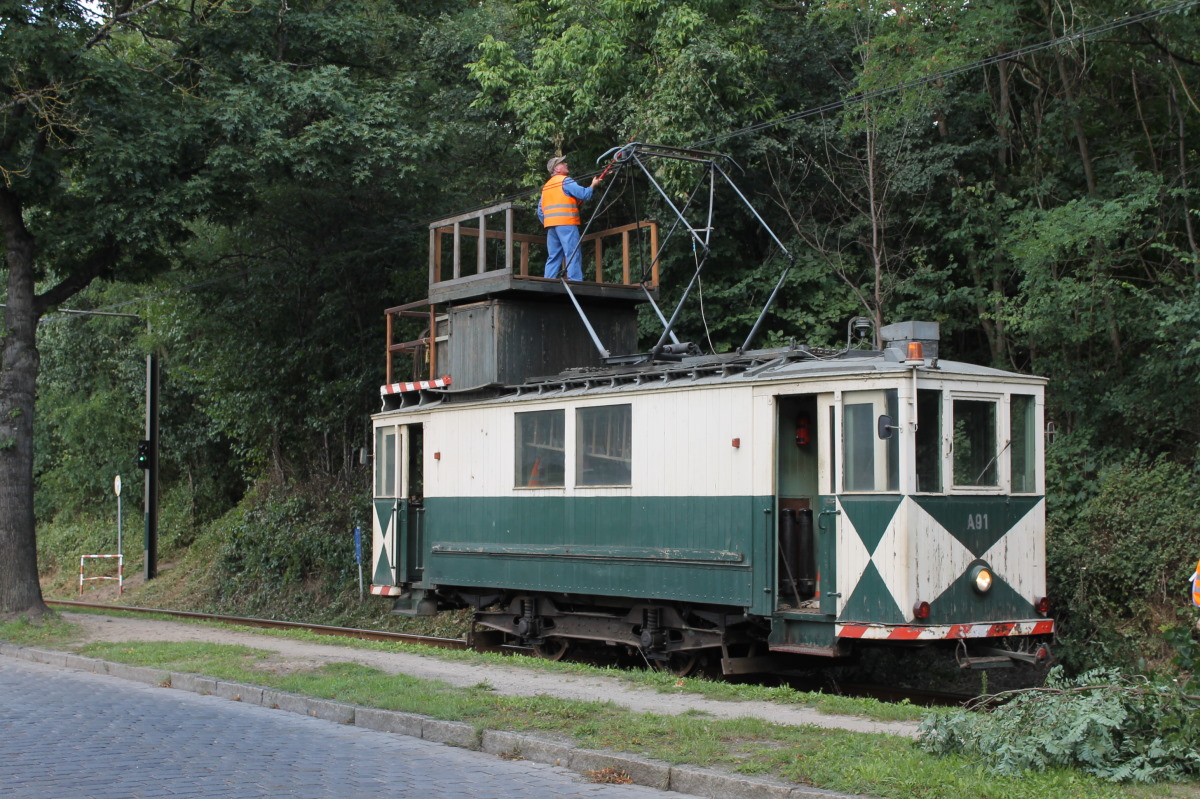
[143,353,160,581]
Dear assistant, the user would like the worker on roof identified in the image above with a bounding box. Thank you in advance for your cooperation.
[538,155,603,282]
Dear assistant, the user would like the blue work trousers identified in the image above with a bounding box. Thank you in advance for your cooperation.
[545,225,584,281]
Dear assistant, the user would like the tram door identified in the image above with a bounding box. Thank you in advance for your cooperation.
[775,396,819,609]
[372,423,425,588]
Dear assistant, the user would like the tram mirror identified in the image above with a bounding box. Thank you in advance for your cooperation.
[877,414,896,440]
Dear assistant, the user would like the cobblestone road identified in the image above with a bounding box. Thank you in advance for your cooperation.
[0,658,684,799]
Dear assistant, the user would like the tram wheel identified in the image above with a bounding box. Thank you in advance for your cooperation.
[532,637,571,662]
[651,651,699,678]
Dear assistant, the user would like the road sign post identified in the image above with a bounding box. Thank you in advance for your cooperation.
[114,475,123,562]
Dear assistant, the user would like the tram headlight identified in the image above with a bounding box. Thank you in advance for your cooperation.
[970,563,994,595]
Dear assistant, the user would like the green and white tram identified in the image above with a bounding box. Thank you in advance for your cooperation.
[371,320,1052,674]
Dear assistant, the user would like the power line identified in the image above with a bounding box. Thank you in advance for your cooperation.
[695,0,1200,149]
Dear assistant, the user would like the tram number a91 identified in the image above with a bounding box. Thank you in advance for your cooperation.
[966,513,989,531]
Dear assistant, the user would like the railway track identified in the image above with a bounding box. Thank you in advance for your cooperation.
[46,599,974,706]
[45,599,473,650]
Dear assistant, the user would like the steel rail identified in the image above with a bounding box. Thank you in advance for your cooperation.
[46,599,470,650]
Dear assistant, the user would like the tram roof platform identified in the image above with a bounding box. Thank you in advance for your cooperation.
[427,269,655,306]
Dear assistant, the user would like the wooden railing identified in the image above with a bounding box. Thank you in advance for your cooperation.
[428,201,659,287]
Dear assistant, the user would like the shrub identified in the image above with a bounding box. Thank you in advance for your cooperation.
[1046,454,1200,672]
[213,477,364,609]
[918,665,1200,783]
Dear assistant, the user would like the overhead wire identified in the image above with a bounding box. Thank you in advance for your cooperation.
[694,0,1200,149]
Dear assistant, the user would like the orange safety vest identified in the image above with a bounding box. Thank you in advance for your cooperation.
[1192,559,1200,608]
[541,175,580,227]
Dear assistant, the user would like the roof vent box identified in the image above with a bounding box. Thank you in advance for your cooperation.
[880,321,940,360]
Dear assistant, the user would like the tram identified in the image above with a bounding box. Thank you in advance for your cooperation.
[369,146,1052,675]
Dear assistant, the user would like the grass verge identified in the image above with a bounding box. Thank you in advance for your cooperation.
[49,604,924,722]
[6,614,1199,798]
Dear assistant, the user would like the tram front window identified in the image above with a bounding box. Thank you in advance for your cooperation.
[843,389,898,492]
[953,399,998,487]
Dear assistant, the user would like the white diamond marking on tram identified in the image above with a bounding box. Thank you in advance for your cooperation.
[835,500,872,617]
[908,499,977,606]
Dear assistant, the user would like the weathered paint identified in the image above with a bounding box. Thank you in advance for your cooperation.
[834,494,1046,628]
[418,495,773,613]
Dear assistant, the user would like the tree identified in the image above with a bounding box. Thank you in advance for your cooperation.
[1,0,414,615]
[1,1,225,616]
[4,1,515,616]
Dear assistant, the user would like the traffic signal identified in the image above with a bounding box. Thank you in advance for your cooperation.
[136,440,152,470]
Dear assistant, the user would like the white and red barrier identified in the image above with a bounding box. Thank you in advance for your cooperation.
[79,554,123,596]
[380,375,452,397]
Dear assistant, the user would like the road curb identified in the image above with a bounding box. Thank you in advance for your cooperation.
[2,644,876,799]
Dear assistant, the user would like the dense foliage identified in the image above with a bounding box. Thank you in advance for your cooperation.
[6,0,1199,680]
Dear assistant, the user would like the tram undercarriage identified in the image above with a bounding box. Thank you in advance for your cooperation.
[463,592,774,676]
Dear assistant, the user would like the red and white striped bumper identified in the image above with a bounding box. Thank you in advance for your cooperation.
[837,620,1054,641]
[370,585,408,597]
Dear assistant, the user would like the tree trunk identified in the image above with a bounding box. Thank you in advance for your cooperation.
[0,188,48,617]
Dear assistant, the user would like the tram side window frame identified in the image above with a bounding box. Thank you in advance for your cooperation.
[514,409,566,488]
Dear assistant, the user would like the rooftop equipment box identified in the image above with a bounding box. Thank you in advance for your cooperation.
[441,298,637,389]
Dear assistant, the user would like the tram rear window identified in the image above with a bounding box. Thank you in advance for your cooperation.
[1011,394,1037,493]
[515,410,565,487]
[953,400,998,487]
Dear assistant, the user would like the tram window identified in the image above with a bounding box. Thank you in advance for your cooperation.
[375,426,397,497]
[1011,394,1037,493]
[577,404,632,486]
[953,400,998,487]
[915,389,942,493]
[407,424,424,501]
[515,410,564,487]
[843,390,898,492]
